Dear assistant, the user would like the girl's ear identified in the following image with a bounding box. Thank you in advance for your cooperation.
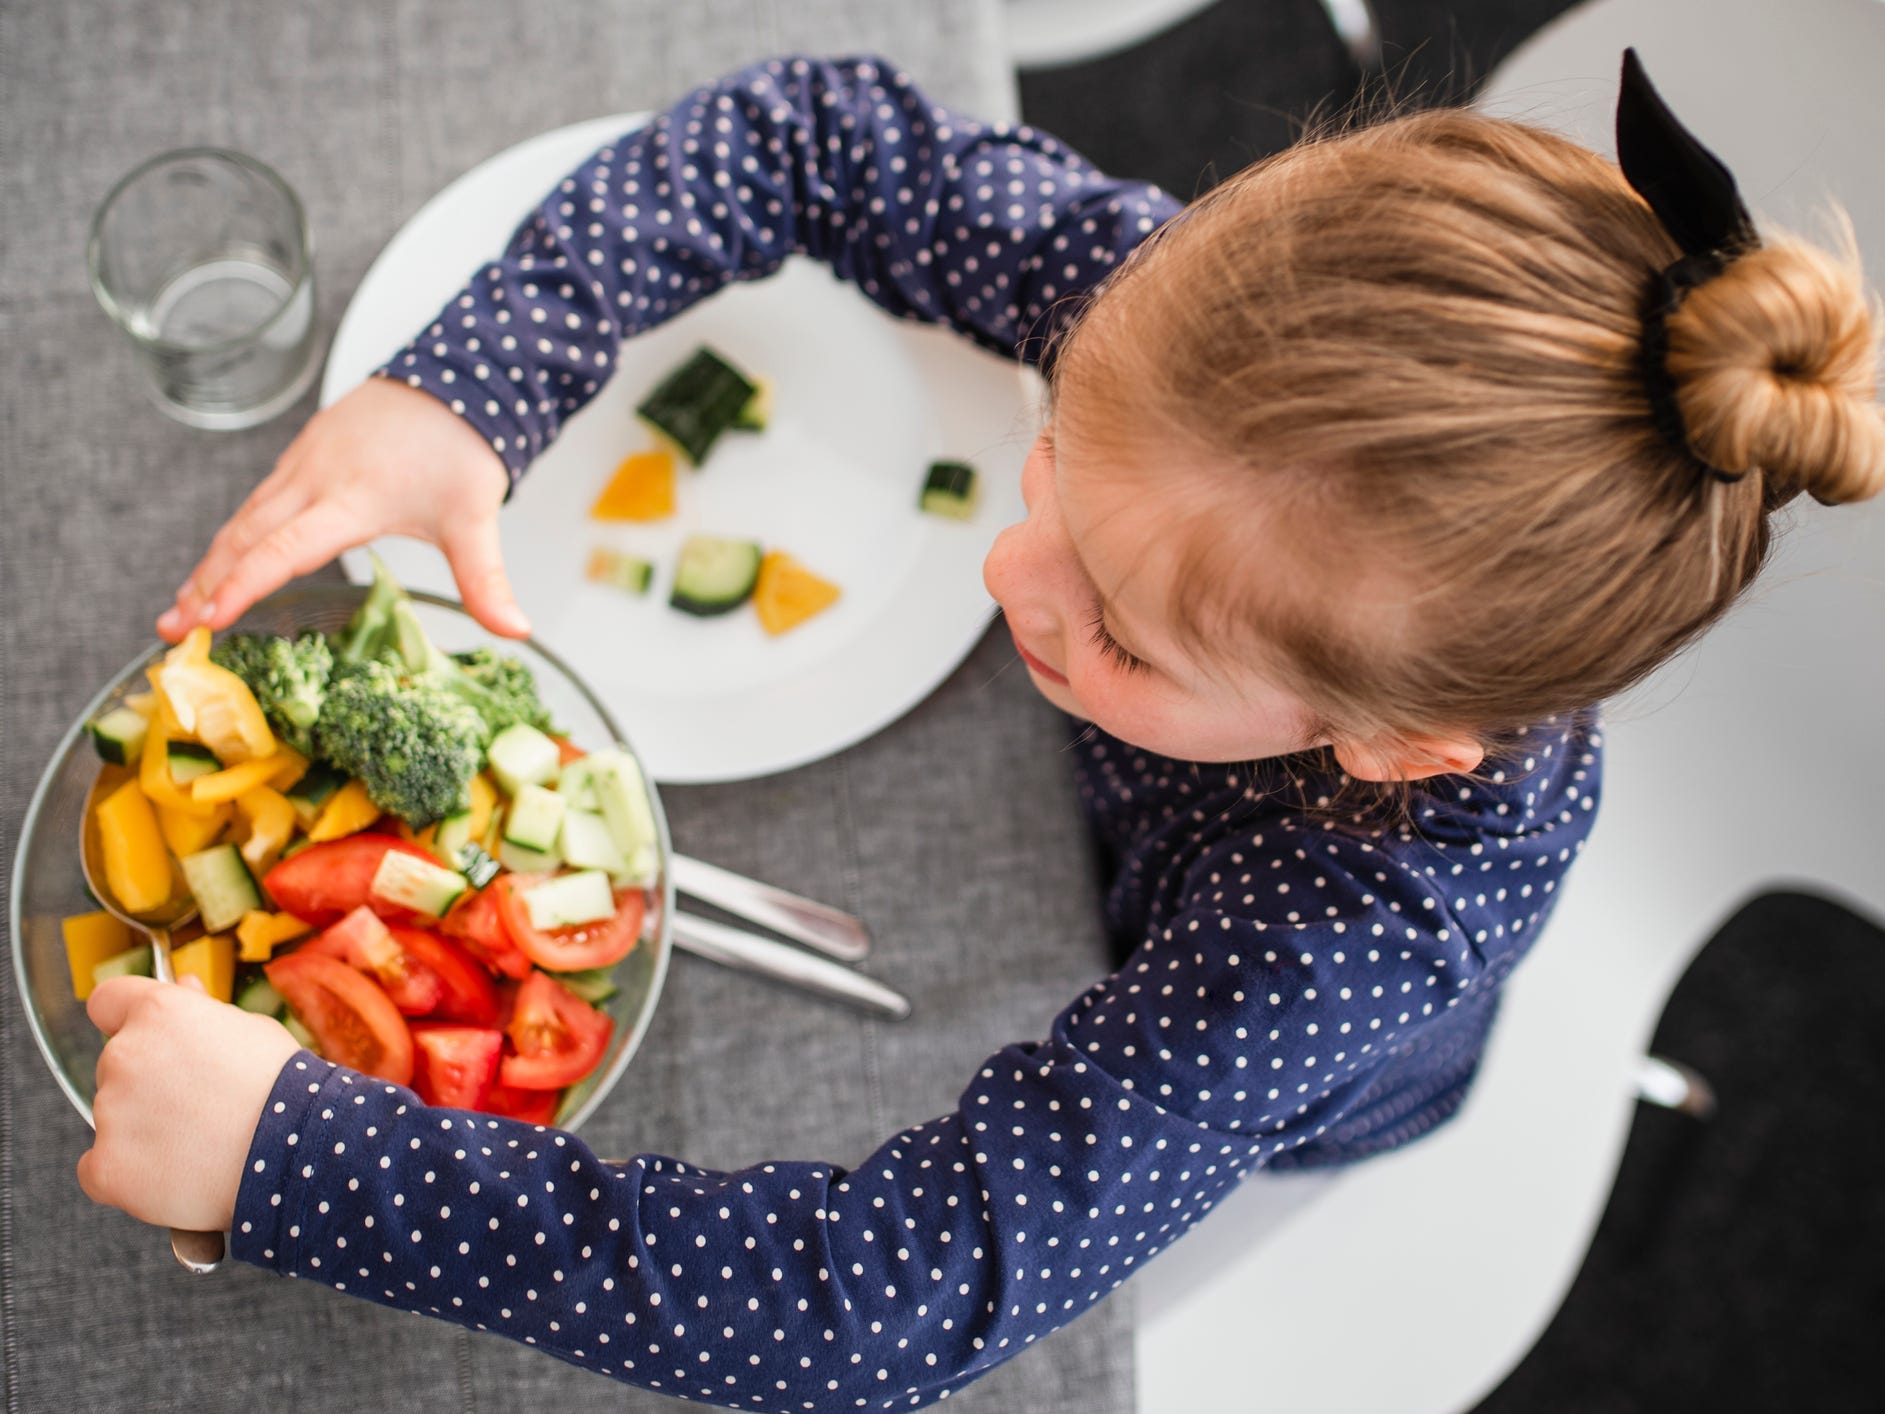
[1332,734,1485,783]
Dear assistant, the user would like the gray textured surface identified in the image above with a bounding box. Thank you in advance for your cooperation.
[0,3,1135,1411]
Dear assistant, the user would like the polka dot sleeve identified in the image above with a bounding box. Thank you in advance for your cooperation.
[372,54,1180,488]
[228,718,1600,1406]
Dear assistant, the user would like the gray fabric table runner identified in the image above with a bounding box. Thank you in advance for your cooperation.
[0,3,1135,1410]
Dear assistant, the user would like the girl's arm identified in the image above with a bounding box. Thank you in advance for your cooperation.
[225,821,1522,1407]
[379,54,1180,485]
[159,54,1176,642]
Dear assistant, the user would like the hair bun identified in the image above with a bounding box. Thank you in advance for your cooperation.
[1662,230,1885,504]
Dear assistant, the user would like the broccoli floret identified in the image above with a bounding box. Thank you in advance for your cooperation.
[334,551,407,665]
[210,631,333,756]
[314,659,485,826]
[451,647,554,735]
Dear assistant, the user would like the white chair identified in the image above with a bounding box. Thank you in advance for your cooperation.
[1132,2,1885,1409]
[1005,0,1381,71]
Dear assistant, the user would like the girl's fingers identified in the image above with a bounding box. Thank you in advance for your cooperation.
[442,514,530,638]
[76,1147,107,1205]
[86,974,160,1036]
[164,480,314,639]
[199,501,368,631]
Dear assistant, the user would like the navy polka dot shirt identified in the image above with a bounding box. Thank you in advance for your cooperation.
[231,56,1604,1409]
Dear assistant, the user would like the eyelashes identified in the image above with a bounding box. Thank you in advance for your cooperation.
[1086,605,1150,676]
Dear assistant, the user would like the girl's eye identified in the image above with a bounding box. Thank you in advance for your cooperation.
[1086,606,1150,676]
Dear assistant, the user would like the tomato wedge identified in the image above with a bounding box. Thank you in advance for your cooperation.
[493,873,644,971]
[482,1080,560,1125]
[411,1025,503,1110]
[397,927,500,1025]
[265,950,413,1086]
[263,834,442,926]
[499,970,613,1090]
[441,886,532,980]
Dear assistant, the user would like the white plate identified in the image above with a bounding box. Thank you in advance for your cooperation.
[324,114,1035,783]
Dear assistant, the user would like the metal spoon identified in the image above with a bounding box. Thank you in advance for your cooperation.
[79,766,226,1275]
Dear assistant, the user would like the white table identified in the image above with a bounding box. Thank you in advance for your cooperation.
[1133,2,1885,1409]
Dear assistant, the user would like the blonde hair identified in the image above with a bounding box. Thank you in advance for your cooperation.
[1052,107,1885,755]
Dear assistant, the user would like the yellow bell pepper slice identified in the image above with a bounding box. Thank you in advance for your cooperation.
[235,909,311,963]
[158,799,233,857]
[190,752,289,805]
[466,772,499,840]
[63,911,133,1002]
[590,448,677,521]
[268,746,310,792]
[307,779,381,842]
[95,778,171,914]
[159,628,275,764]
[138,699,219,819]
[236,785,298,873]
[122,690,158,719]
[170,934,235,1003]
[752,551,842,636]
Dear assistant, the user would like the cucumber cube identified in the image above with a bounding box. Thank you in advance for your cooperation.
[521,870,616,932]
[368,850,469,919]
[589,750,657,858]
[504,784,568,854]
[497,839,560,876]
[487,723,561,797]
[88,707,150,767]
[180,843,261,934]
[558,808,627,873]
[556,757,600,810]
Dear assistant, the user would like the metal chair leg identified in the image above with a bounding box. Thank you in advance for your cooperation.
[1633,1054,1718,1120]
[1318,0,1382,68]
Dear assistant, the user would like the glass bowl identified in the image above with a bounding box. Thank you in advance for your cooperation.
[9,583,673,1132]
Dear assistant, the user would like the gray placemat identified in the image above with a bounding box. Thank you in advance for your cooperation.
[0,3,1132,1412]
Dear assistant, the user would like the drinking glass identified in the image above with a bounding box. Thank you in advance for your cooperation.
[88,149,321,430]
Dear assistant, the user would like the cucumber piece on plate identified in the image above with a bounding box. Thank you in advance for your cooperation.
[669,535,763,617]
[587,750,658,859]
[585,547,654,596]
[88,707,150,767]
[558,808,627,873]
[179,844,261,934]
[167,740,222,784]
[522,870,616,932]
[504,784,568,854]
[497,839,560,876]
[91,942,154,987]
[552,966,620,1004]
[919,460,979,520]
[285,762,346,825]
[369,850,468,919]
[733,377,772,431]
[235,974,286,1018]
[636,346,758,466]
[487,722,561,797]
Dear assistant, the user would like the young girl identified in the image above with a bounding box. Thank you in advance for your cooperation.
[84,53,1881,1409]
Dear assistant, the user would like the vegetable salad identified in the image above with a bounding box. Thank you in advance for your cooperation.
[65,566,658,1122]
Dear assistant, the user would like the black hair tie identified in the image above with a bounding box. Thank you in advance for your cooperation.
[1615,48,1760,484]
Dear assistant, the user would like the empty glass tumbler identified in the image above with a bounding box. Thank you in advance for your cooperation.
[88,149,321,430]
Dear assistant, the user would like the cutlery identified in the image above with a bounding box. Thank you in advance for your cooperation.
[671,911,910,1020]
[671,854,872,961]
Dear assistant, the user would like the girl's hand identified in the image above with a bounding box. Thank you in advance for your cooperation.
[78,975,303,1233]
[157,378,528,643]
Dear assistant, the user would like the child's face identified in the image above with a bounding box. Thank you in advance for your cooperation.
[982,412,1326,764]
